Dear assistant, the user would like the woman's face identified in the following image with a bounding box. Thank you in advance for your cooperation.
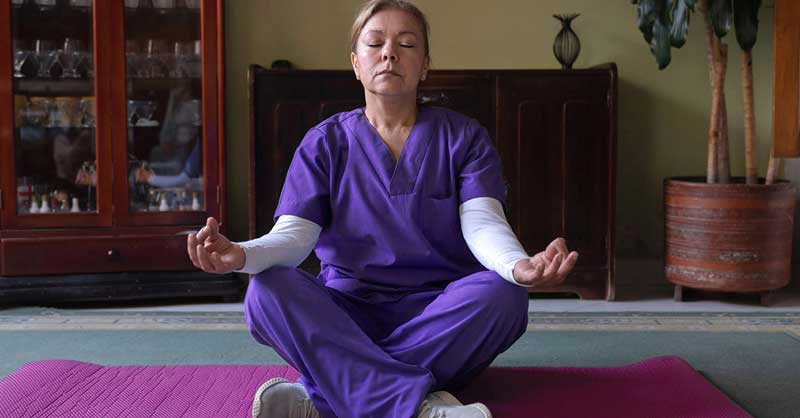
[351,8,429,101]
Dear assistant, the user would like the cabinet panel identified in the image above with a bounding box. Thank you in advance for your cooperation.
[773,0,800,157]
[1,234,193,276]
[498,73,612,270]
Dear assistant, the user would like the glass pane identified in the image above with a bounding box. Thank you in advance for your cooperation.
[124,0,204,213]
[11,0,97,215]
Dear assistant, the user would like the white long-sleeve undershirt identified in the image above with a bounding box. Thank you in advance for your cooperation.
[234,215,322,274]
[458,197,531,286]
[234,197,532,286]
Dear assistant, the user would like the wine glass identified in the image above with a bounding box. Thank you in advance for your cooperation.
[34,0,56,11]
[34,40,55,78]
[59,38,81,79]
[12,40,29,79]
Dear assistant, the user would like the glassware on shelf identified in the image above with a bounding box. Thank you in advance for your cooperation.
[69,0,92,11]
[142,39,168,78]
[152,0,175,13]
[58,38,81,79]
[125,40,143,78]
[34,39,56,78]
[80,97,96,127]
[12,0,26,8]
[51,97,82,127]
[182,0,200,10]
[13,40,38,79]
[34,0,56,11]
[21,97,52,127]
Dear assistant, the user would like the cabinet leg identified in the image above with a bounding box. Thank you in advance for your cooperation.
[674,284,684,302]
[760,290,776,307]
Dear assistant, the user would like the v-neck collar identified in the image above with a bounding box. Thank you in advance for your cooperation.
[357,106,432,196]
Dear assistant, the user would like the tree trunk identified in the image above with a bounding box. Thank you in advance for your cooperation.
[701,0,721,183]
[741,49,758,184]
[716,42,731,184]
[766,144,781,184]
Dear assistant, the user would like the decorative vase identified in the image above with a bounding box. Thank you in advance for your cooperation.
[553,13,581,70]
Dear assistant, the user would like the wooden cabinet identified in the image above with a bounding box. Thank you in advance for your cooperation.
[773,0,800,157]
[248,64,617,300]
[0,0,242,304]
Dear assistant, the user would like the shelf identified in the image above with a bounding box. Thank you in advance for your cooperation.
[13,78,94,96]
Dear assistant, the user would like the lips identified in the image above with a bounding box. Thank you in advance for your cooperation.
[376,69,400,77]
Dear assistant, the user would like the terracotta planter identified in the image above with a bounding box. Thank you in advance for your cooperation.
[664,176,796,293]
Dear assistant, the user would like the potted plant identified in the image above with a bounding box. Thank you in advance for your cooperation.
[632,0,796,304]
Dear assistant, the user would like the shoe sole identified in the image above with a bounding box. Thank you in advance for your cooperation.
[472,402,492,418]
[252,377,290,418]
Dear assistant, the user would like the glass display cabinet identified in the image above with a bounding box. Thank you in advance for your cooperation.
[0,0,241,304]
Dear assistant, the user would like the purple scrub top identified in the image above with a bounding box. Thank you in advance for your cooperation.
[274,106,506,301]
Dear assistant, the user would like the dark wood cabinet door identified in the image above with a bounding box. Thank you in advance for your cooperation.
[497,72,613,268]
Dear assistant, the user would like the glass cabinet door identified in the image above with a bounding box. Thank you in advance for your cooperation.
[2,0,111,227]
[122,0,205,215]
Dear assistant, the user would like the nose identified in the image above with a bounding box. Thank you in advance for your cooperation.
[381,44,398,62]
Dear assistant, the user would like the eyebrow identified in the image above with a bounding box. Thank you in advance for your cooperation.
[365,30,419,37]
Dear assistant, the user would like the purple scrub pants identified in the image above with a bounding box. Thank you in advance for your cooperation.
[244,266,529,418]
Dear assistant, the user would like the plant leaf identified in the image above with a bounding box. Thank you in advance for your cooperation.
[670,0,693,47]
[710,0,733,37]
[653,3,673,69]
[733,0,761,51]
[637,0,659,43]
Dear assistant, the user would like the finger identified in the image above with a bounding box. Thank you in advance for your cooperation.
[543,253,562,281]
[207,217,220,238]
[187,233,200,268]
[196,218,218,243]
[554,238,569,256]
[522,262,545,286]
[196,244,216,273]
[545,239,566,262]
[557,251,579,276]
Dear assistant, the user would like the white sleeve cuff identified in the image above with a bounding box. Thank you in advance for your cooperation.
[459,197,532,287]
[234,215,322,275]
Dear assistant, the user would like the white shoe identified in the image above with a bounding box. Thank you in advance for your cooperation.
[251,377,320,418]
[416,391,492,418]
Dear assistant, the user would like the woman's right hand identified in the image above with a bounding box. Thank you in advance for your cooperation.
[187,217,246,274]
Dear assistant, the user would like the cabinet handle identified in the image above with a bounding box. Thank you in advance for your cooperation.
[107,249,118,257]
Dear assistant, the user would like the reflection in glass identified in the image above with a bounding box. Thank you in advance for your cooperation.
[125,4,204,212]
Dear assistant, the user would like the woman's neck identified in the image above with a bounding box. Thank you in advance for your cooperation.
[363,94,417,132]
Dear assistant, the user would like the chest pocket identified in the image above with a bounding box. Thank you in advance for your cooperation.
[418,194,461,242]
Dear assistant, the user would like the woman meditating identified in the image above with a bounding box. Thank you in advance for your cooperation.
[188,1,578,417]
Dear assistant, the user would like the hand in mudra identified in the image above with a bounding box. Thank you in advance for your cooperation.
[513,238,579,287]
[187,217,246,274]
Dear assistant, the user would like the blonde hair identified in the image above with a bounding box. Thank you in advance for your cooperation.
[350,0,430,58]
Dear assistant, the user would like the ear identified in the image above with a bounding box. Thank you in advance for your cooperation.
[350,51,360,80]
[421,56,430,81]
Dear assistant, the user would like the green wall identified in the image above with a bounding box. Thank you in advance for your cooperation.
[224,0,777,258]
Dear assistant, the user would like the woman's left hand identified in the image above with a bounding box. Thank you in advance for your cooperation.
[513,238,578,287]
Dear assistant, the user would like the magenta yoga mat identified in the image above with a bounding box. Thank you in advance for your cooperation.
[0,356,751,418]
